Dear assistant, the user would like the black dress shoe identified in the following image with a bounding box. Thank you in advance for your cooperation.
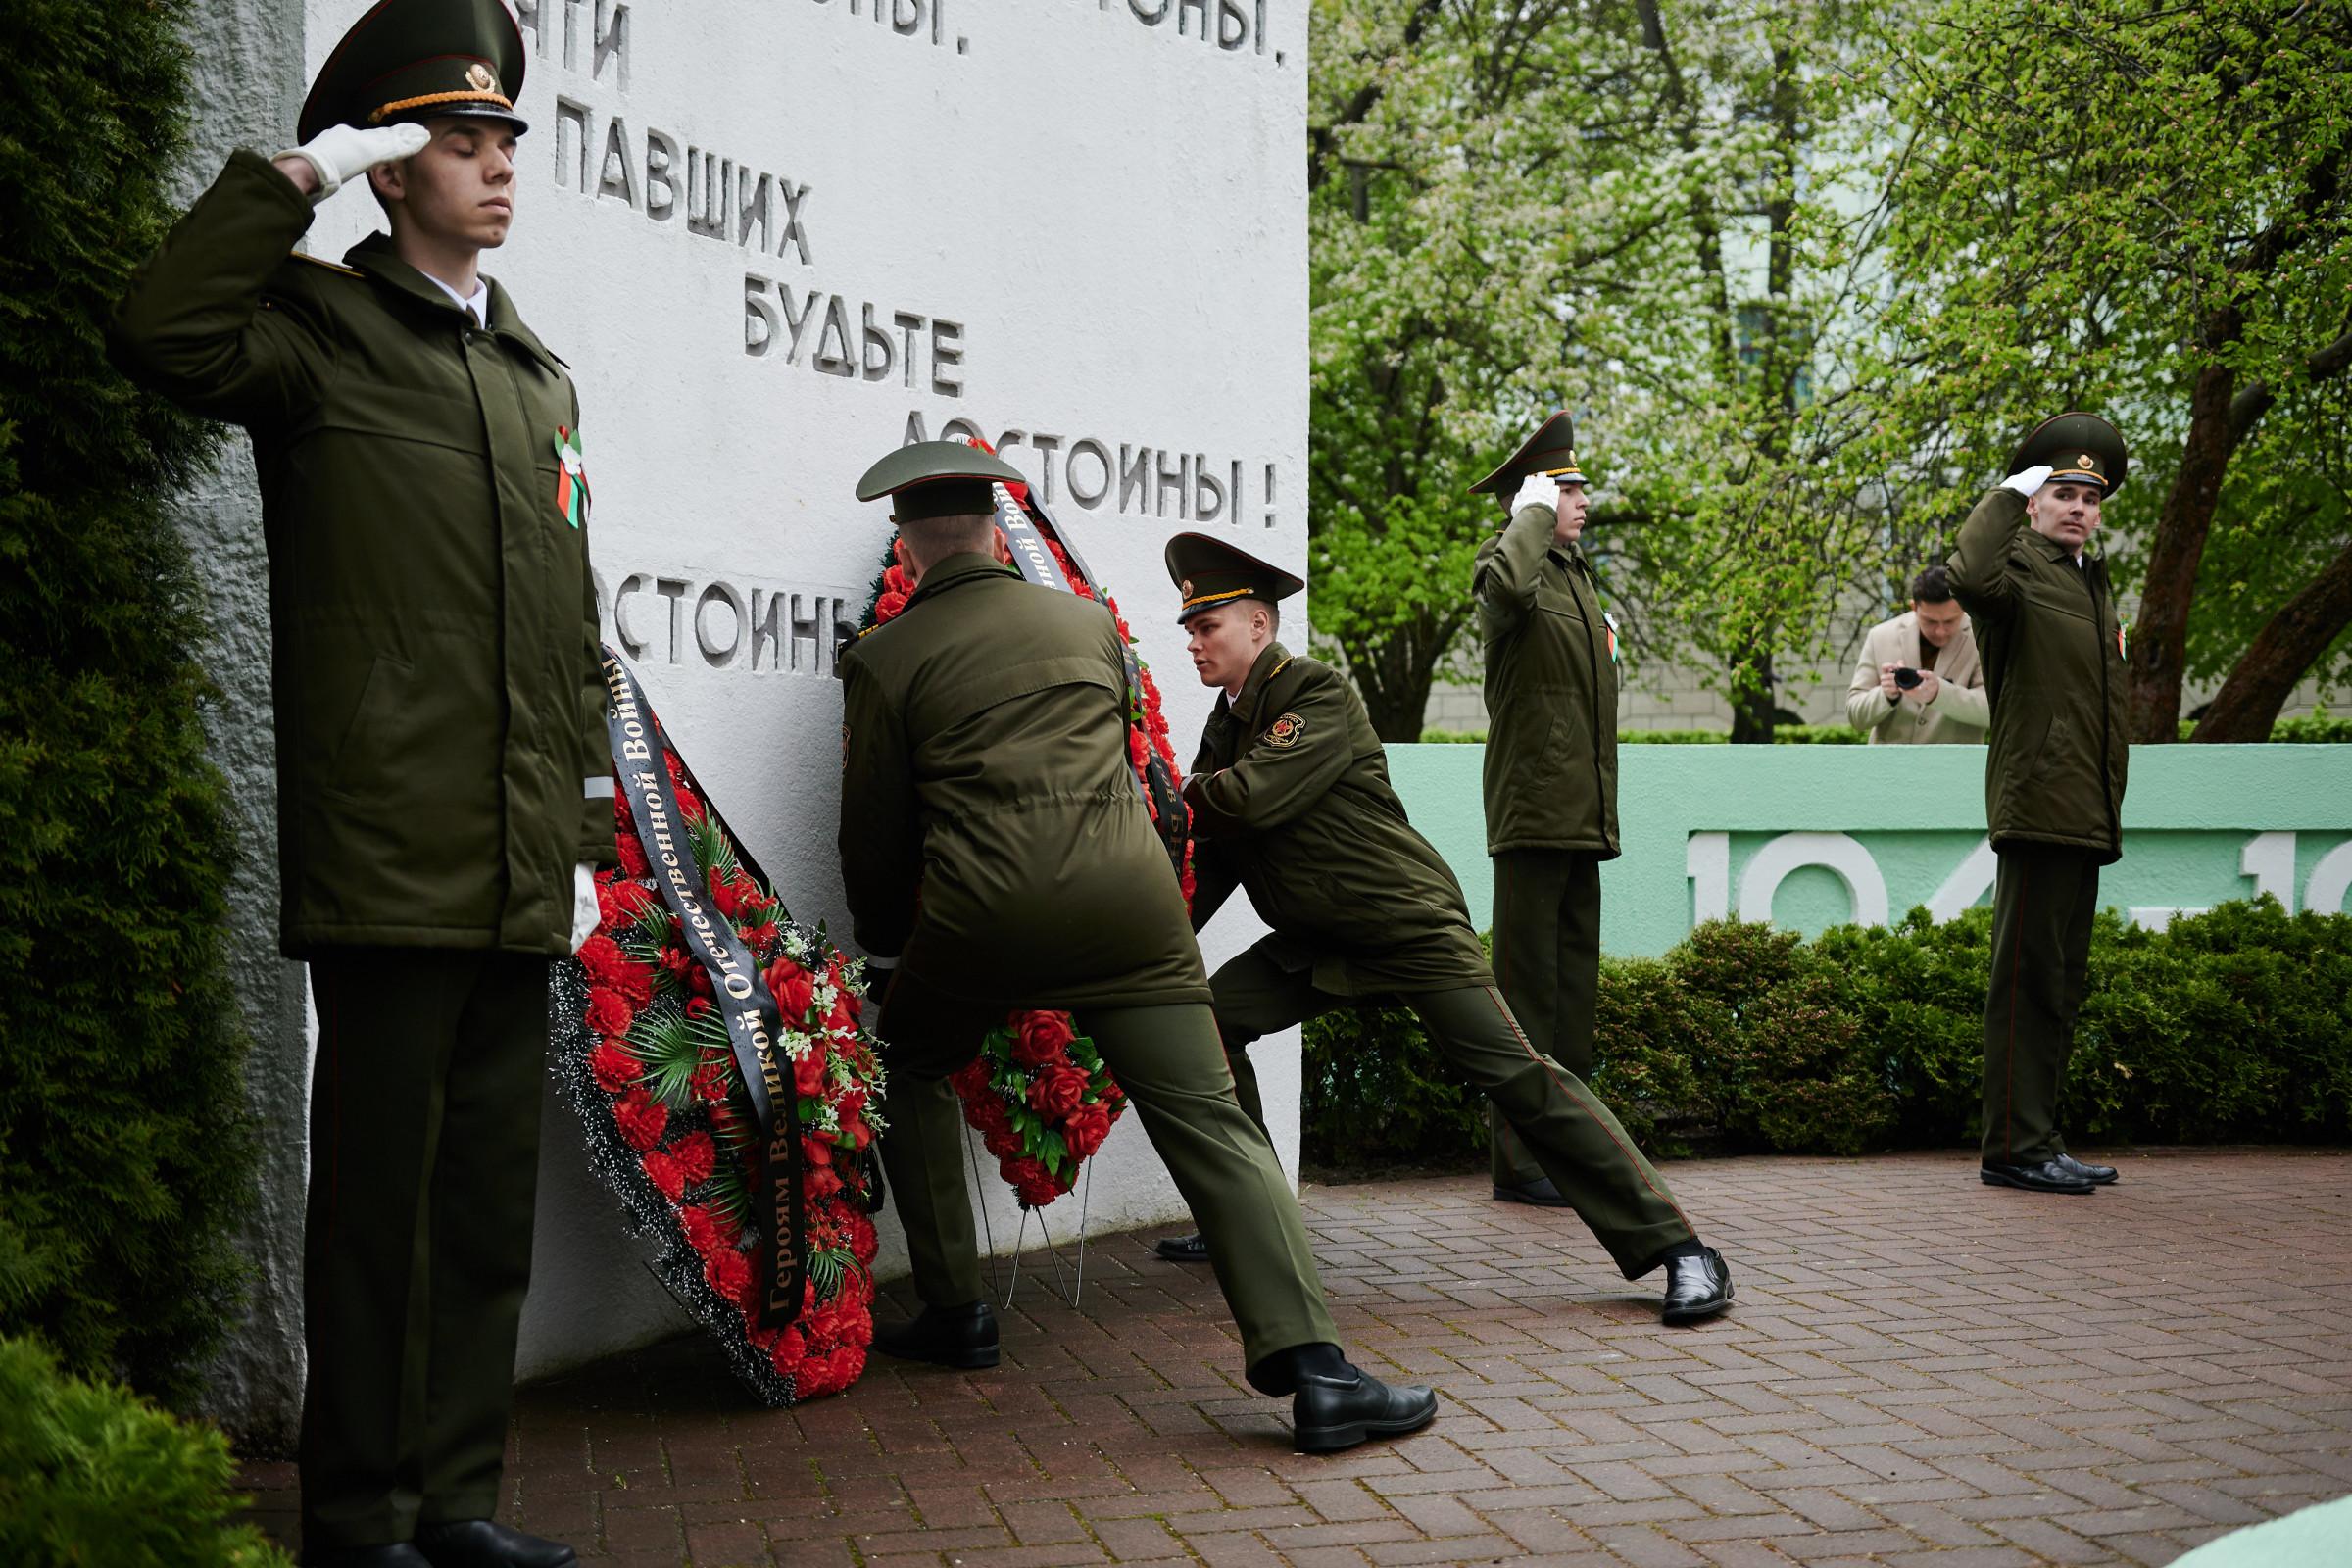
[1153,1232,1211,1262]
[2054,1152,2118,1185]
[1982,1158,2093,1194]
[1492,1176,1572,1207]
[874,1300,1000,1368]
[414,1521,576,1568]
[1660,1247,1734,1325]
[303,1547,433,1568]
[1292,1367,1438,1453]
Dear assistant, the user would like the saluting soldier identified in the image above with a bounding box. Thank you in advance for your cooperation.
[1468,414,1621,1207]
[1946,415,2132,1197]
[1162,534,1735,1325]
[838,443,1436,1454]
[109,3,603,1565]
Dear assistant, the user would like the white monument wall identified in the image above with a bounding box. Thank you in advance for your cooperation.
[296,0,1309,1378]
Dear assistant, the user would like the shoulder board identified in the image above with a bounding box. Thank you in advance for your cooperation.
[290,252,365,278]
[1269,656,1295,680]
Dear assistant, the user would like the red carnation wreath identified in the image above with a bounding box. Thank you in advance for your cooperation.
[853,440,1194,1208]
[556,701,886,1404]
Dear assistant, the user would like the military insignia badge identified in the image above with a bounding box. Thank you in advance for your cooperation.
[1602,609,1621,665]
[2079,453,2097,470]
[1264,712,1306,749]
[466,61,497,91]
[1180,579,1194,597]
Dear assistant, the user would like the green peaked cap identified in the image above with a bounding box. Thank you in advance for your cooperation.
[299,0,529,142]
[2011,412,2129,495]
[856,440,1028,521]
[1163,533,1304,624]
[1470,412,1588,501]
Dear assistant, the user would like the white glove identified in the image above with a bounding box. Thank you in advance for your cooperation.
[274,122,431,203]
[1510,473,1562,514]
[2000,464,2053,498]
[568,863,601,954]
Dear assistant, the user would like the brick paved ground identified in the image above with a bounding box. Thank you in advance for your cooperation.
[241,1148,2352,1567]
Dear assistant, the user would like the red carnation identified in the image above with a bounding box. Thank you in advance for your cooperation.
[680,1204,721,1256]
[690,1061,729,1103]
[1126,729,1150,774]
[686,963,712,998]
[585,986,633,1040]
[673,1130,716,1185]
[883,563,911,596]
[685,995,713,1020]
[768,1327,808,1375]
[577,933,625,984]
[710,868,742,918]
[1064,1102,1114,1161]
[807,1164,843,1200]
[659,945,694,981]
[1028,1063,1087,1121]
[875,589,909,622]
[949,1059,992,1099]
[1010,1010,1076,1067]
[588,1040,639,1094]
[676,787,706,824]
[1007,1157,1063,1207]
[613,1089,667,1151]
[642,1149,686,1200]
[982,1124,1021,1160]
[708,1248,752,1302]
[616,831,650,879]
[739,919,780,951]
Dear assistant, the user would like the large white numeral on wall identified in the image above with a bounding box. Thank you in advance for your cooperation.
[1738,832,1892,928]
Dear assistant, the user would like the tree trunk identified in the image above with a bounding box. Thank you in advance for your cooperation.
[1729,651,1778,743]
[2191,535,2352,741]
[2127,356,2238,742]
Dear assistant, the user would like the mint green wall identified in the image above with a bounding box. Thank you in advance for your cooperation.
[1386,744,2352,957]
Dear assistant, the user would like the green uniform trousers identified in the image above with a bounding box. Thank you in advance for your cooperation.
[873,975,1339,1370]
[1212,946,1692,1279]
[1983,845,2100,1166]
[1488,850,1603,1187]
[301,949,548,1552]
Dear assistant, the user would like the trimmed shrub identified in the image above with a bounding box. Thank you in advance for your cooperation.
[1302,900,2352,1170]
[1,0,257,1403]
[0,1334,291,1568]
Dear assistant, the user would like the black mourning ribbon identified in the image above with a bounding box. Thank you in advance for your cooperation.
[601,649,808,1332]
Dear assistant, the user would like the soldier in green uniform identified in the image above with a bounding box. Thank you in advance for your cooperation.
[838,443,1436,1454]
[1159,534,1735,1325]
[1468,414,1619,1206]
[109,3,600,1564]
[1947,415,2132,1196]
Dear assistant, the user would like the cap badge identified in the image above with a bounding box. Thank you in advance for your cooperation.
[466,61,496,90]
[2078,453,2096,469]
[1180,579,1194,598]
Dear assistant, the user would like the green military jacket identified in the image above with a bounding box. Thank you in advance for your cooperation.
[1946,488,2130,862]
[109,150,613,958]
[1473,504,1621,858]
[837,554,1208,1008]
[1186,643,1492,995]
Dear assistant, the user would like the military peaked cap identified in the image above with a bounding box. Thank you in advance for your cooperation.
[2012,412,2128,495]
[857,440,1027,521]
[299,0,529,143]
[1163,533,1304,625]
[1469,412,1588,501]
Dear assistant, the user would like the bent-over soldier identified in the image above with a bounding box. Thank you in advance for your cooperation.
[1946,414,2132,1196]
[839,443,1436,1453]
[1161,533,1735,1325]
[1468,414,1621,1205]
[109,3,604,1564]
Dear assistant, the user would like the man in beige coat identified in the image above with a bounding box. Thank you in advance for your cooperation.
[1845,566,1989,744]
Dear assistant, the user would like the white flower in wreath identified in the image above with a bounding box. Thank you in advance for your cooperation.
[782,929,814,963]
[780,1029,816,1062]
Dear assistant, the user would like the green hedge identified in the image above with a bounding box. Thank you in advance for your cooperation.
[1302,899,2352,1168]
[1417,712,2352,745]
[1,0,258,1404]
[0,1335,290,1568]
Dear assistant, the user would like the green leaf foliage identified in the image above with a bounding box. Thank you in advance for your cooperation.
[0,1334,291,1568]
[1304,900,2352,1169]
[0,0,258,1405]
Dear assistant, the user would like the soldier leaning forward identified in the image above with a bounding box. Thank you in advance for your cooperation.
[1163,533,1735,1326]
[836,442,1436,1454]
[108,2,608,1564]
[1946,414,2132,1198]
[1469,413,1622,1207]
